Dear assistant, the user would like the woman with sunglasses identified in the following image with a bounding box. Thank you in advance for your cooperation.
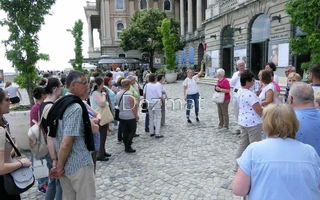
[0,88,31,199]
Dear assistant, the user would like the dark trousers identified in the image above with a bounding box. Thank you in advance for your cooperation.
[118,121,123,141]
[0,175,21,200]
[145,113,149,132]
[98,124,108,158]
[186,93,199,118]
[121,119,137,149]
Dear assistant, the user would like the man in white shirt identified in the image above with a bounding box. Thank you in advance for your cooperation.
[230,60,246,134]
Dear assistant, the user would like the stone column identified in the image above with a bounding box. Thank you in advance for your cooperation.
[153,0,158,8]
[196,0,202,29]
[100,0,106,45]
[129,0,134,16]
[180,0,185,36]
[87,16,94,52]
[104,0,112,44]
[187,0,193,33]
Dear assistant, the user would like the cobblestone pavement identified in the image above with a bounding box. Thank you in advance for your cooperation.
[21,81,242,200]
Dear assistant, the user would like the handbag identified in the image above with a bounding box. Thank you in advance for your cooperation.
[114,91,126,121]
[32,158,48,179]
[4,130,35,195]
[97,104,114,126]
[212,90,225,103]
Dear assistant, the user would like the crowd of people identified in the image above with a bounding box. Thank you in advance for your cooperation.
[0,62,320,199]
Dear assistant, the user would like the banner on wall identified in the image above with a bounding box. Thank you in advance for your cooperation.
[268,41,289,67]
[234,47,247,72]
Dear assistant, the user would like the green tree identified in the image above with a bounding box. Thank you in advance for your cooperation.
[119,8,186,72]
[160,18,176,71]
[286,0,320,70]
[0,0,55,105]
[67,19,84,71]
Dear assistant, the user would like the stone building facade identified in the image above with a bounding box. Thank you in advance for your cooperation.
[84,0,305,79]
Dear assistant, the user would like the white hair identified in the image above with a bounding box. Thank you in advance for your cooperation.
[216,68,225,77]
[236,59,245,65]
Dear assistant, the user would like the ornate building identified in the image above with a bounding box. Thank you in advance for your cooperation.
[84,0,206,69]
[84,0,304,80]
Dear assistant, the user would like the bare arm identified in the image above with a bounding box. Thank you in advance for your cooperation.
[184,86,187,101]
[16,88,22,99]
[130,96,139,121]
[90,119,99,134]
[47,136,57,166]
[252,102,263,116]
[261,89,274,107]
[0,151,31,175]
[197,60,204,78]
[57,136,73,172]
[233,167,251,196]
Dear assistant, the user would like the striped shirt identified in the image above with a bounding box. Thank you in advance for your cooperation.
[54,103,93,175]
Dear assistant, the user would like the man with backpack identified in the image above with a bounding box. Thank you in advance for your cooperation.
[46,71,96,200]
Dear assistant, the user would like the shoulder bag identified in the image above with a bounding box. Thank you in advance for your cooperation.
[4,129,35,195]
[212,89,225,104]
[141,85,148,113]
[114,91,126,121]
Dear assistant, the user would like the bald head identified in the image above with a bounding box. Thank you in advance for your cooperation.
[289,82,314,106]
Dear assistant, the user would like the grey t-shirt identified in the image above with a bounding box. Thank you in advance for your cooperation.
[116,90,135,120]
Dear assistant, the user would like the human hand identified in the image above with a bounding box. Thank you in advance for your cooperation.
[49,167,64,178]
[136,116,139,121]
[201,60,204,65]
[20,158,31,167]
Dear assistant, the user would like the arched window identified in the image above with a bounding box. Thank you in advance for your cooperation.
[115,0,124,10]
[140,0,148,9]
[118,53,126,58]
[115,21,125,40]
[164,0,171,11]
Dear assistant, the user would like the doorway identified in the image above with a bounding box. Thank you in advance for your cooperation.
[222,48,232,77]
[250,41,268,77]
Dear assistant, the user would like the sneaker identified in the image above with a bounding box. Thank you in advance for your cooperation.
[196,117,200,122]
[217,126,223,129]
[117,140,122,144]
[37,186,46,194]
[187,119,192,123]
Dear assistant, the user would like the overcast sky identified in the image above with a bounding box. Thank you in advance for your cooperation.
[0,0,95,72]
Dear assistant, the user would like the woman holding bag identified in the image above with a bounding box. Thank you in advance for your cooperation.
[90,77,112,161]
[214,68,231,130]
[0,88,32,199]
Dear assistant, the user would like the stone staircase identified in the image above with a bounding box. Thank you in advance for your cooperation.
[198,77,288,96]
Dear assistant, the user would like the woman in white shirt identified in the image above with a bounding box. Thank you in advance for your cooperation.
[183,60,204,123]
[144,74,164,138]
[234,70,263,172]
[258,70,276,107]
[4,81,22,106]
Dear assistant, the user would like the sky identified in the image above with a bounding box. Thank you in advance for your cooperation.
[0,0,95,73]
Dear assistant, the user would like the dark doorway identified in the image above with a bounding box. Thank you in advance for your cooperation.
[250,41,268,77]
[294,53,310,78]
[222,48,232,78]
[221,25,234,77]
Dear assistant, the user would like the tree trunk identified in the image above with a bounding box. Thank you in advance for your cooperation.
[26,77,35,105]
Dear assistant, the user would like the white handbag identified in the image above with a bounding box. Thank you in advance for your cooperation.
[212,90,225,103]
[32,159,48,179]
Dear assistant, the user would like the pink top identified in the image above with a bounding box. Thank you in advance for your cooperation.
[273,81,280,93]
[30,103,40,126]
[216,77,231,100]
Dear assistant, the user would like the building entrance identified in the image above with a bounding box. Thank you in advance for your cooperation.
[250,41,268,77]
[222,47,232,78]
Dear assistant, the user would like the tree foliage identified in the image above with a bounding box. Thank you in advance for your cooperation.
[160,18,176,71]
[286,0,320,70]
[67,19,84,71]
[0,0,55,105]
[119,8,186,72]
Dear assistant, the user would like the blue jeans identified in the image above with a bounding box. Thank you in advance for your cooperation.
[186,93,199,118]
[45,154,63,200]
[145,113,149,132]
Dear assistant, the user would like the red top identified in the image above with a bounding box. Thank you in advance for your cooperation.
[30,103,40,126]
[216,77,231,100]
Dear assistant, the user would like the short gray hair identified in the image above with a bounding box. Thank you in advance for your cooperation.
[127,75,136,81]
[237,59,245,65]
[66,70,85,89]
[216,68,225,76]
[286,65,296,72]
[289,82,314,104]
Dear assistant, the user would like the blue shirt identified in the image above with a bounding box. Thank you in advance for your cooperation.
[237,138,320,200]
[295,107,320,156]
